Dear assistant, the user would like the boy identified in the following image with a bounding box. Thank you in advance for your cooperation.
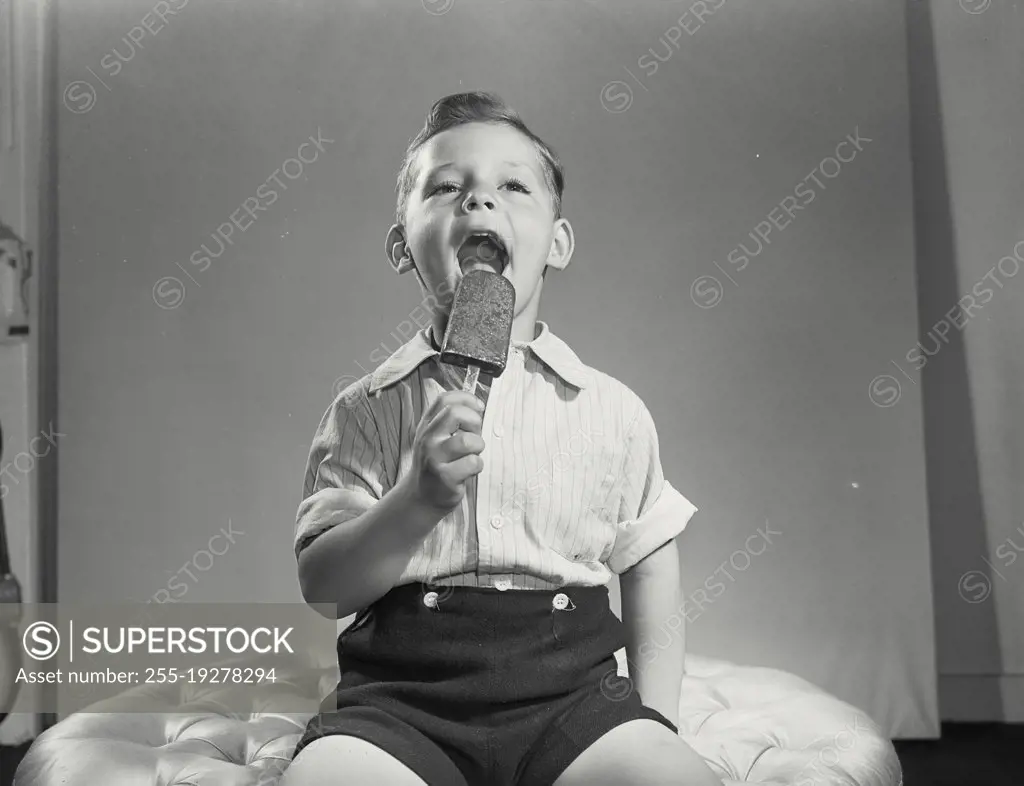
[284,92,721,786]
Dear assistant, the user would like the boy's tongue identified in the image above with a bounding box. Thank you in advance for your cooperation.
[458,236,506,275]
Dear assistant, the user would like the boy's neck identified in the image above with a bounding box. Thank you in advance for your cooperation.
[509,316,539,344]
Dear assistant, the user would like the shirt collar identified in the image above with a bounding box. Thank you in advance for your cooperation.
[367,319,591,394]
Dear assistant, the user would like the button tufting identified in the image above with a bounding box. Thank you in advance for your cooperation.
[14,652,901,786]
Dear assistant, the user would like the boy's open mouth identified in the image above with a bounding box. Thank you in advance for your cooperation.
[457,231,509,276]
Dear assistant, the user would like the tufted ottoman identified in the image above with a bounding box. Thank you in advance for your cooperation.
[13,652,901,786]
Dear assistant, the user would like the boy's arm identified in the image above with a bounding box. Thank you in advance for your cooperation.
[296,384,484,619]
[294,386,445,619]
[298,478,447,619]
[620,538,684,729]
[606,397,698,729]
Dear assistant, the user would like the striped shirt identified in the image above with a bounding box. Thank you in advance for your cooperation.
[294,320,698,590]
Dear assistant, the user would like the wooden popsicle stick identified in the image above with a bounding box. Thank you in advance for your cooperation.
[462,364,480,395]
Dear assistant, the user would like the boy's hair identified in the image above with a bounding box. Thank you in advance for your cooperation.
[394,91,565,225]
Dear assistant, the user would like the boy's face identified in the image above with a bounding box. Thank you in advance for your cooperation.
[386,122,573,333]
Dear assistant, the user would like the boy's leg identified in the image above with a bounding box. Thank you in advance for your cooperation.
[551,719,722,786]
[281,735,429,786]
[286,705,470,786]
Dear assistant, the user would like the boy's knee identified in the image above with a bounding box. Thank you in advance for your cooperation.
[282,736,429,786]
[630,725,722,786]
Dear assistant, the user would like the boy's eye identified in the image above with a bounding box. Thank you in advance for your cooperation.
[429,178,530,196]
[504,178,530,193]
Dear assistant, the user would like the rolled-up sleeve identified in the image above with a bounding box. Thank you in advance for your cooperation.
[294,383,386,560]
[605,398,698,575]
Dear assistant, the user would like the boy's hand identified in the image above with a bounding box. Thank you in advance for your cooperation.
[406,390,486,515]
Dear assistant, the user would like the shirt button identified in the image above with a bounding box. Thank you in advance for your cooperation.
[552,593,569,610]
[495,578,511,591]
[423,591,439,609]
[490,515,505,530]
[493,422,504,438]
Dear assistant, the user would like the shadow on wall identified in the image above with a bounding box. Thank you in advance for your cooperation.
[906,0,1003,719]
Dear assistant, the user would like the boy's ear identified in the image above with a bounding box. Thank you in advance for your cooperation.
[544,218,575,272]
[385,224,415,274]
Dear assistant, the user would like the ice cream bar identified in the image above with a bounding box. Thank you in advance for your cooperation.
[440,269,516,393]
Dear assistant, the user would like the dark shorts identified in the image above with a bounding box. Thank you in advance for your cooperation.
[293,583,677,786]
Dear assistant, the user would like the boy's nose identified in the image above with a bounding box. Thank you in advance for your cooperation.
[462,189,496,212]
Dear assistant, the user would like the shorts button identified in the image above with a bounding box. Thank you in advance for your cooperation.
[423,591,439,608]
[495,578,511,591]
[552,593,569,610]
[490,515,505,529]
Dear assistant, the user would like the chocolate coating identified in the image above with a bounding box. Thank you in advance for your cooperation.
[440,270,516,377]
